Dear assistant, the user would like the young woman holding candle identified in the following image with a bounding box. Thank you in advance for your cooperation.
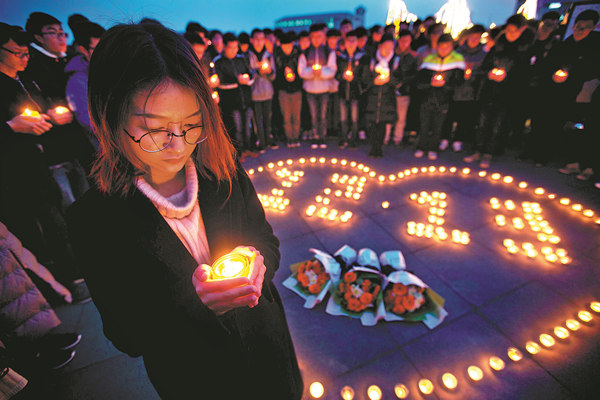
[67,23,303,399]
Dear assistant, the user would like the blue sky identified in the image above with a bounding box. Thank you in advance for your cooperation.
[2,0,516,34]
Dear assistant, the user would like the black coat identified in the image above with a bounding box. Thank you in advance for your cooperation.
[360,54,403,124]
[66,166,303,400]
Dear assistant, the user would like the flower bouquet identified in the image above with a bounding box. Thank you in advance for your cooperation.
[283,248,341,309]
[326,248,385,326]
[378,270,447,329]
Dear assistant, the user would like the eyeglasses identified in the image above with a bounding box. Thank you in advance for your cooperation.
[1,47,30,59]
[42,31,69,39]
[124,125,207,152]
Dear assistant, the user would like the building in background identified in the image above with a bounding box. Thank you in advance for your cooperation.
[275,6,366,33]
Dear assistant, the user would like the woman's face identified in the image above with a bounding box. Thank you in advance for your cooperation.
[124,80,202,184]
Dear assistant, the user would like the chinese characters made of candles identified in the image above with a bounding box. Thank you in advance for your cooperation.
[211,252,254,280]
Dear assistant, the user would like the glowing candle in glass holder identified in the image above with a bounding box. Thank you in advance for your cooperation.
[553,69,568,82]
[467,366,483,381]
[367,385,382,400]
[442,372,458,389]
[21,108,41,119]
[464,67,472,80]
[211,252,253,280]
[491,67,506,79]
[54,106,69,114]
[418,379,434,395]
[507,347,523,361]
[340,386,355,400]
[309,382,324,399]
[489,356,505,371]
[394,383,409,398]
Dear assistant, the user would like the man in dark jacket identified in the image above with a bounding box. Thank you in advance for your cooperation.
[336,29,365,148]
[414,34,465,160]
[442,24,488,153]
[275,32,303,147]
[464,14,534,168]
[360,34,403,158]
[214,33,254,153]
[390,30,418,146]
[531,10,600,173]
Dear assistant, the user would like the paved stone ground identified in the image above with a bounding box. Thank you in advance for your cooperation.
[16,143,600,400]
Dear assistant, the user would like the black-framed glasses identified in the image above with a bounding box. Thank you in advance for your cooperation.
[124,125,207,152]
[42,31,68,39]
[1,47,30,59]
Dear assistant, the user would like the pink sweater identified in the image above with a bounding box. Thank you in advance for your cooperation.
[135,160,211,265]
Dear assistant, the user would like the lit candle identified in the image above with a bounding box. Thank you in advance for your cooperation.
[507,347,523,361]
[464,67,472,80]
[566,319,581,331]
[394,383,409,399]
[553,69,568,82]
[340,386,355,400]
[367,385,382,400]
[21,108,41,119]
[489,356,505,371]
[578,310,593,322]
[312,64,322,71]
[242,73,250,80]
[442,372,458,389]
[345,68,353,79]
[525,341,541,354]
[210,74,219,84]
[591,301,600,313]
[539,333,556,347]
[309,382,325,399]
[491,67,506,79]
[261,61,270,70]
[211,91,219,103]
[211,252,253,280]
[554,326,570,339]
[54,106,69,114]
[418,379,434,395]
[467,366,483,381]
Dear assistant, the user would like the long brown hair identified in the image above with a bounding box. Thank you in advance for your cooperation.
[88,22,237,196]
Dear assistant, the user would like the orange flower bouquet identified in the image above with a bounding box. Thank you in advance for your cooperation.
[328,266,383,321]
[284,248,341,309]
[296,259,330,295]
[380,270,447,329]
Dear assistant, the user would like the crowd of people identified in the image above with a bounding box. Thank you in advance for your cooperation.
[0,7,599,398]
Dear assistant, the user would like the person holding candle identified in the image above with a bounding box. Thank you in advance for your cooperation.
[442,24,487,154]
[214,33,255,156]
[275,32,303,147]
[527,10,600,172]
[336,29,366,149]
[248,29,277,151]
[360,33,404,158]
[413,34,465,160]
[389,29,418,147]
[463,14,534,169]
[66,23,302,400]
[298,24,337,148]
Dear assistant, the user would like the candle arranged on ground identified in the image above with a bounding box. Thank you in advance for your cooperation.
[465,67,473,80]
[211,252,254,280]
[21,108,40,119]
[54,106,69,114]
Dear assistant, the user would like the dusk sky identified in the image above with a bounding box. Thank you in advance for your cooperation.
[2,0,517,35]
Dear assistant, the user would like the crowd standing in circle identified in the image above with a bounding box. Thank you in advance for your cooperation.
[0,7,599,399]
